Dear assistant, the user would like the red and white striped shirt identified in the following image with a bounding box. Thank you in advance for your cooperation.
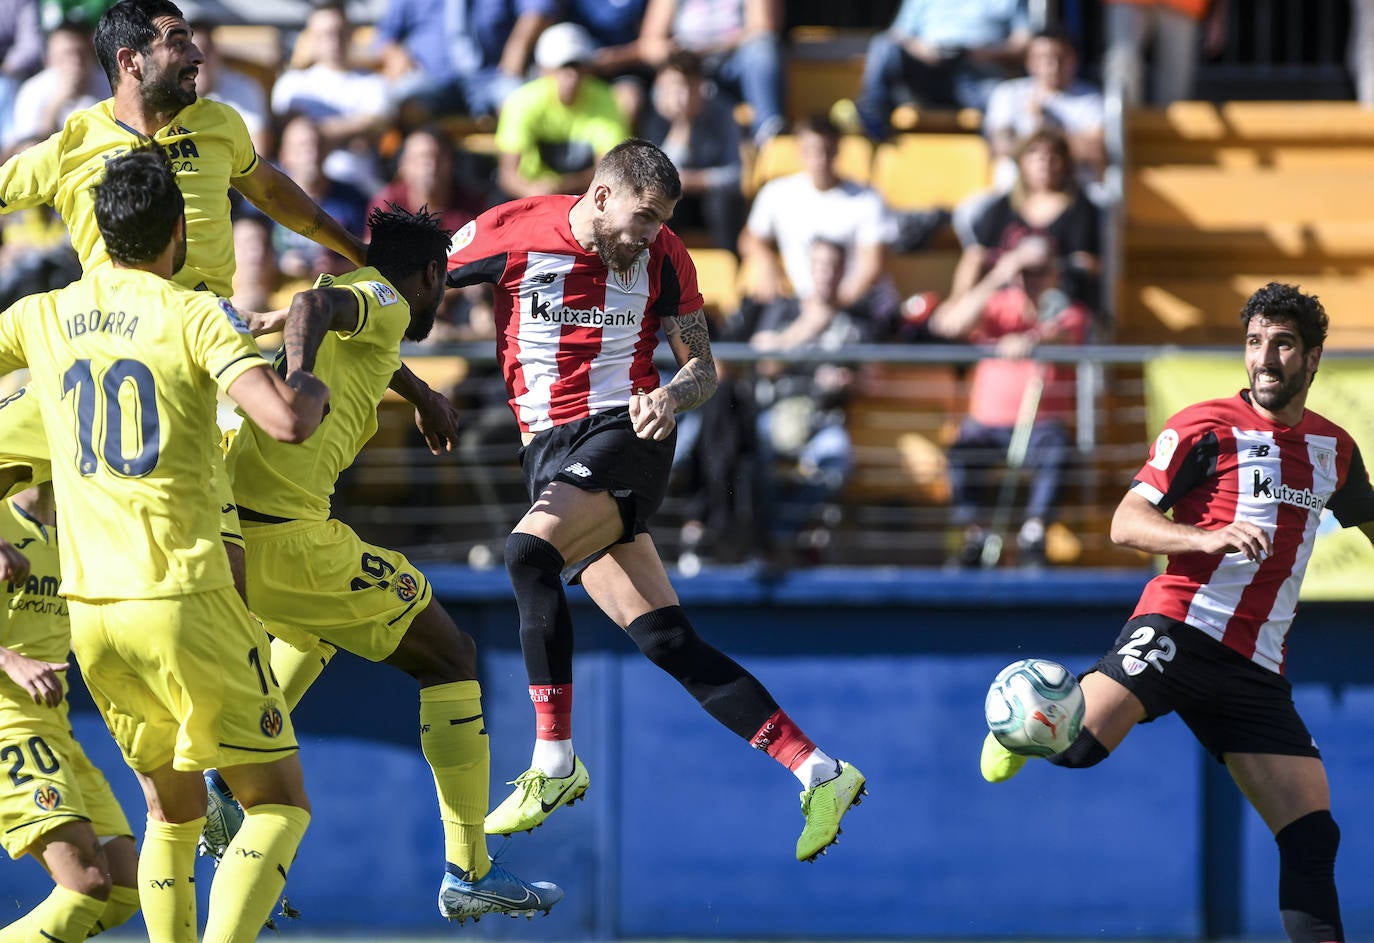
[1130,391,1374,673]
[445,195,704,434]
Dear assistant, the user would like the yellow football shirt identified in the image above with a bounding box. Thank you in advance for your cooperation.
[0,268,268,600]
[228,268,408,521]
[0,500,68,699]
[0,386,51,500]
[0,97,258,297]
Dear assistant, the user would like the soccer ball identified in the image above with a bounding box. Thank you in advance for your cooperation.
[984,658,1085,757]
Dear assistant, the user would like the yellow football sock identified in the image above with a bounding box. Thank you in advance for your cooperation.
[138,816,202,943]
[0,884,107,943]
[202,803,310,943]
[420,680,490,879]
[269,636,337,710]
[90,884,141,936]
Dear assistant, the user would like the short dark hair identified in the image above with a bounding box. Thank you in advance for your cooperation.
[365,203,453,281]
[93,144,184,264]
[94,0,186,89]
[595,138,682,201]
[661,49,703,80]
[793,113,840,141]
[1240,282,1329,351]
[1030,25,1077,51]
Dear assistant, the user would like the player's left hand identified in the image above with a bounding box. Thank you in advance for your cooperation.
[414,389,461,455]
[245,307,289,337]
[0,539,30,584]
[0,649,68,707]
[629,388,677,441]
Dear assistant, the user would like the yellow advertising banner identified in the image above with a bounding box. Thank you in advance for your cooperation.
[1143,355,1374,600]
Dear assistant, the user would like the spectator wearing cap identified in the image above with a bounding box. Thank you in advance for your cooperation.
[494,21,631,199]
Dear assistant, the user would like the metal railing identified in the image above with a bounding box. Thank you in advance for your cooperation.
[338,342,1331,573]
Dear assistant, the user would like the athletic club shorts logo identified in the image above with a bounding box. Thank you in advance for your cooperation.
[32,783,61,811]
[260,705,285,737]
[1122,655,1147,676]
[394,572,419,602]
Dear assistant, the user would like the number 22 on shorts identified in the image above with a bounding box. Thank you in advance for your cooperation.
[1117,625,1176,675]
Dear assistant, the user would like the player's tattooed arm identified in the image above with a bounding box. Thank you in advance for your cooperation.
[282,287,360,374]
[235,160,367,265]
[661,308,718,412]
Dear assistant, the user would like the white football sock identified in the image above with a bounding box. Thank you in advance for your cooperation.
[531,739,575,777]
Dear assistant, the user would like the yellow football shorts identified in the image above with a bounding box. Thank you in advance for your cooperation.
[243,519,432,663]
[0,702,133,859]
[69,588,298,773]
[0,385,51,500]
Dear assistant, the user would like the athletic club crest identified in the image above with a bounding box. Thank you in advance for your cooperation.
[611,253,644,293]
[260,704,284,737]
[1311,447,1334,476]
[33,784,61,811]
[394,572,419,602]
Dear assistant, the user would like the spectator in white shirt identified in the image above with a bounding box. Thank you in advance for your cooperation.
[5,19,104,151]
[271,0,391,191]
[982,27,1104,188]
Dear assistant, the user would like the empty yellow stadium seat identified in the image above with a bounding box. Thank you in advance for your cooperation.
[687,248,742,322]
[746,133,874,196]
[871,134,991,209]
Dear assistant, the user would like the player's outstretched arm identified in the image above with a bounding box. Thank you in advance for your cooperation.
[281,286,361,375]
[0,644,68,708]
[1110,489,1272,561]
[227,364,330,443]
[234,160,366,267]
[389,363,460,455]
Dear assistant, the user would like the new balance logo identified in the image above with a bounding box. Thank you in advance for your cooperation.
[530,272,557,284]
[563,462,592,478]
[1252,469,1273,497]
[1248,444,1271,457]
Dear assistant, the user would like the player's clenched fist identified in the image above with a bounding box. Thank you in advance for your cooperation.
[629,388,677,441]
[1198,521,1273,562]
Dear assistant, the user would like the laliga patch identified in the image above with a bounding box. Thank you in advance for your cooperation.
[33,783,61,811]
[1148,428,1179,470]
[364,281,399,307]
[1122,655,1147,676]
[219,298,251,334]
[394,572,419,602]
[259,704,285,737]
[450,220,476,255]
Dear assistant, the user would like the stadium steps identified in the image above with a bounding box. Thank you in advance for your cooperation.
[1118,101,1374,345]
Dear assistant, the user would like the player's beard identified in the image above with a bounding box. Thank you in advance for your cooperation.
[140,61,198,113]
[590,215,645,273]
[171,222,187,274]
[1248,364,1306,413]
[404,307,436,342]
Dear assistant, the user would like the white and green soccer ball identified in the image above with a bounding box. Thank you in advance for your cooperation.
[985,658,1085,757]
